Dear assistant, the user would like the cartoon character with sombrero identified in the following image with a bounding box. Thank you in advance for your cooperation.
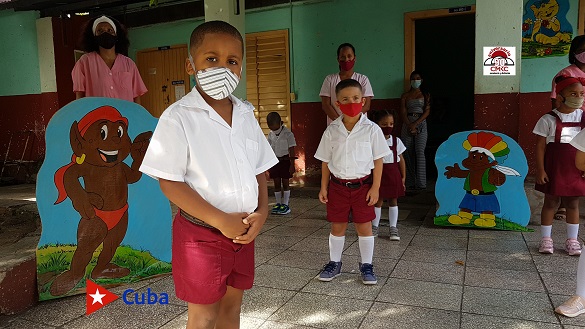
[444,132,520,227]
[50,105,152,296]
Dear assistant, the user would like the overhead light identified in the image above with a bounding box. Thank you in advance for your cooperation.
[66,13,71,18]
[75,12,90,16]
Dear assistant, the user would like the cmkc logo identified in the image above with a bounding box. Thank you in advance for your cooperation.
[86,280,169,315]
[483,46,516,76]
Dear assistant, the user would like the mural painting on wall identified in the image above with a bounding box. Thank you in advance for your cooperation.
[434,131,531,231]
[522,0,573,58]
[36,97,172,301]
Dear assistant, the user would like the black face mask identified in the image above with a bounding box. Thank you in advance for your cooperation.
[96,33,117,49]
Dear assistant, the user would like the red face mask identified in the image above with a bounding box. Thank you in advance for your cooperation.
[339,59,355,71]
[381,126,393,135]
[338,103,362,117]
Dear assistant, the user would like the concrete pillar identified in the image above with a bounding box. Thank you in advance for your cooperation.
[36,17,57,93]
[474,0,523,94]
[204,0,246,99]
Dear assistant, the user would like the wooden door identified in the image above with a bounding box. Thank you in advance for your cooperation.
[246,30,291,134]
[137,45,191,118]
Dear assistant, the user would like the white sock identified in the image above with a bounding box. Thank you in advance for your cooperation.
[283,190,291,205]
[329,234,345,262]
[274,192,282,204]
[373,207,381,227]
[567,223,580,240]
[541,225,552,238]
[389,206,399,227]
[358,236,375,264]
[577,254,585,298]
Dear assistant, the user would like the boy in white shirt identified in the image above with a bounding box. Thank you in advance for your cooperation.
[266,111,297,215]
[315,79,390,285]
[139,21,277,329]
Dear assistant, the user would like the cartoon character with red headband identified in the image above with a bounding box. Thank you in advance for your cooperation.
[49,105,152,296]
[444,132,520,228]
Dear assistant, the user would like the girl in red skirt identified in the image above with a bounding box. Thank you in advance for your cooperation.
[369,110,406,240]
[534,75,585,256]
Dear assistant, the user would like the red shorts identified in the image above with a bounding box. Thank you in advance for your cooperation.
[326,177,375,223]
[172,212,254,304]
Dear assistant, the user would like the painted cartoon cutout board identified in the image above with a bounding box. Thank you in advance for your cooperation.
[522,0,573,58]
[36,97,172,301]
[434,131,531,231]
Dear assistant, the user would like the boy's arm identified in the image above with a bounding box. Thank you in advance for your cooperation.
[288,146,296,173]
[535,135,548,184]
[319,162,331,204]
[159,179,249,239]
[366,158,383,206]
[233,172,269,244]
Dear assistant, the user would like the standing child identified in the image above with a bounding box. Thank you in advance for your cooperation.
[369,109,406,240]
[315,79,390,285]
[534,75,585,256]
[556,126,585,317]
[266,111,297,215]
[139,21,278,329]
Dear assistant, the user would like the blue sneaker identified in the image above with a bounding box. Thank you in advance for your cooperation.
[318,261,342,282]
[279,204,291,215]
[359,263,377,285]
[271,204,281,214]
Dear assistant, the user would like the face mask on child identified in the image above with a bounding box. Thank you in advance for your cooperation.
[381,126,393,135]
[190,55,240,100]
[575,52,585,64]
[338,103,362,117]
[339,59,355,72]
[563,95,585,109]
[410,79,422,89]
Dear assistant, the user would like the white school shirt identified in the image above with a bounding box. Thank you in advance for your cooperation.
[140,88,278,214]
[533,109,584,144]
[314,113,390,179]
[319,72,374,125]
[570,128,585,152]
[267,126,297,157]
[383,136,406,164]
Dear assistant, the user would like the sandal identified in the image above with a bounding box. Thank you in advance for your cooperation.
[555,208,567,221]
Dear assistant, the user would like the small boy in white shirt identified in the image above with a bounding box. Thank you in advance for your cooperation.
[315,78,390,285]
[139,21,277,329]
[266,111,297,215]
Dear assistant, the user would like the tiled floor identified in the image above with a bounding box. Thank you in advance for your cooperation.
[1,187,585,328]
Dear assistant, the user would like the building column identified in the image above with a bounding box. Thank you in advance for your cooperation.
[204,0,246,99]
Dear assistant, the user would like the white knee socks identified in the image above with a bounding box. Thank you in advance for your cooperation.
[358,236,375,264]
[541,225,552,238]
[389,206,398,227]
[373,207,381,227]
[577,254,585,298]
[274,192,282,204]
[567,223,580,240]
[329,234,345,262]
[283,190,290,205]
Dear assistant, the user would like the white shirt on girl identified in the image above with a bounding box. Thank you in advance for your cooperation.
[383,137,406,164]
[533,109,583,144]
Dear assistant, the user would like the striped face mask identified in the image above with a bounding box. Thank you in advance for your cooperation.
[191,60,240,100]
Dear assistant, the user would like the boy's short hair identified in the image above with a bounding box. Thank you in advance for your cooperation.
[189,20,244,54]
[335,79,363,96]
[266,112,281,125]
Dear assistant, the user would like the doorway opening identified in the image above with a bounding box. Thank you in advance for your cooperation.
[404,8,476,181]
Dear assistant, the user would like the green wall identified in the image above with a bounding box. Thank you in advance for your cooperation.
[0,10,40,96]
[129,0,478,103]
[520,0,580,93]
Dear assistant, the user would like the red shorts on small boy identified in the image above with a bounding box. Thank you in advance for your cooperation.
[326,176,375,223]
[172,212,254,304]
